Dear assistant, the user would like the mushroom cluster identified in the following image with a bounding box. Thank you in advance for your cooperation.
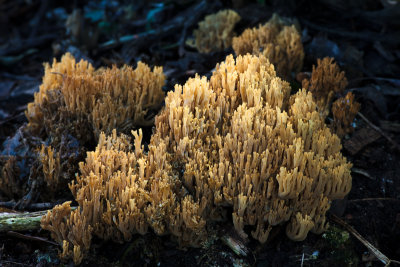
[194,9,241,53]
[232,14,304,79]
[41,54,352,264]
[0,53,165,201]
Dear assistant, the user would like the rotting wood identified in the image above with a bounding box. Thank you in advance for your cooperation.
[0,207,77,232]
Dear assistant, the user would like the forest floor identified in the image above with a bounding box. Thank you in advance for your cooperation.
[0,0,399,266]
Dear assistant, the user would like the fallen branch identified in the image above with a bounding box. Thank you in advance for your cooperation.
[99,1,214,51]
[349,77,400,88]
[357,112,400,152]
[6,230,58,246]
[349,198,399,203]
[0,207,77,232]
[0,200,65,211]
[177,1,210,57]
[301,19,400,45]
[330,214,400,266]
[0,210,49,232]
[0,34,58,57]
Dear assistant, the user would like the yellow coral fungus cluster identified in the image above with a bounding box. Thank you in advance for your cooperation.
[0,156,24,199]
[0,53,165,203]
[26,53,165,137]
[194,9,241,53]
[232,14,304,79]
[41,201,91,264]
[302,57,348,117]
[39,145,61,193]
[331,92,360,138]
[41,54,352,264]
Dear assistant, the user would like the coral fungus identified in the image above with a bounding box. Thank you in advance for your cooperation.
[331,92,360,138]
[302,57,348,118]
[232,13,304,79]
[0,156,24,199]
[41,54,352,264]
[26,53,165,137]
[194,9,241,53]
[39,145,61,194]
[0,54,165,203]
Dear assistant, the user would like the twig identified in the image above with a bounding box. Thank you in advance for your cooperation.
[99,31,155,50]
[221,234,249,257]
[177,1,209,57]
[357,112,400,152]
[28,0,49,39]
[351,168,375,180]
[300,19,400,45]
[330,214,400,266]
[0,260,31,266]
[50,72,65,79]
[300,253,304,267]
[0,112,26,126]
[349,198,398,203]
[99,1,212,51]
[0,72,38,81]
[0,200,64,211]
[6,231,58,246]
[348,77,400,88]
[0,34,57,57]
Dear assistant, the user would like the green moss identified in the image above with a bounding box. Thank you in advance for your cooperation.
[322,225,350,247]
[320,225,359,266]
